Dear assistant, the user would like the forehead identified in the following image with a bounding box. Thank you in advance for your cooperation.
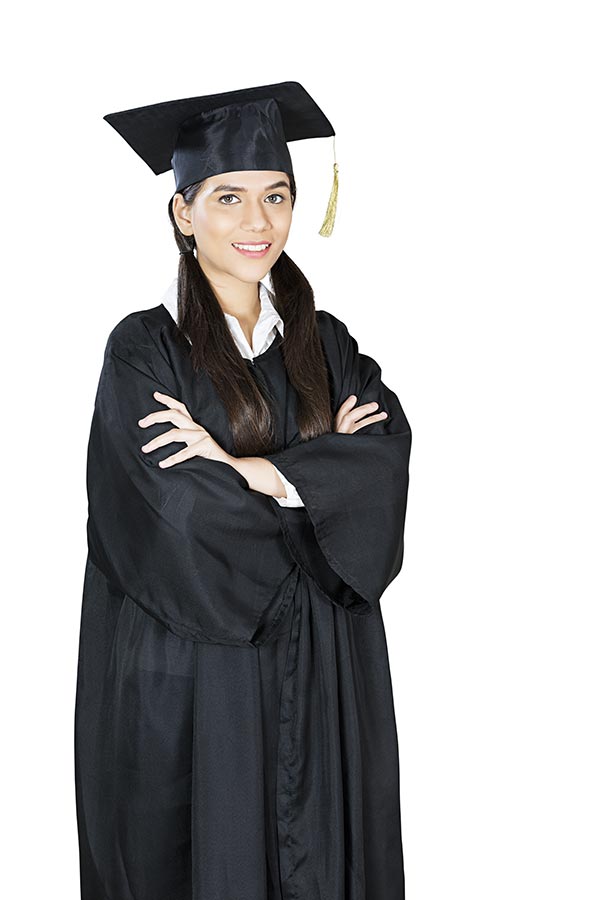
[202,170,291,191]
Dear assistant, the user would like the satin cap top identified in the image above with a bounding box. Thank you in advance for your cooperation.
[103,80,335,194]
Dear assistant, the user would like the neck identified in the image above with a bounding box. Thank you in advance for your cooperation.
[198,259,262,323]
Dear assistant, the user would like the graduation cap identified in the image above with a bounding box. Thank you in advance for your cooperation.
[103,80,339,236]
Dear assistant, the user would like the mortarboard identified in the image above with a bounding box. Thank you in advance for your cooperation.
[103,80,339,236]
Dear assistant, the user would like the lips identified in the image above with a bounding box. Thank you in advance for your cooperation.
[231,242,272,258]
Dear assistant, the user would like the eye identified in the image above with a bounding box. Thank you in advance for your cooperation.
[266,193,284,204]
[218,194,240,205]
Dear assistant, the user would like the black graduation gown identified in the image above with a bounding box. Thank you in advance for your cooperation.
[74,301,412,900]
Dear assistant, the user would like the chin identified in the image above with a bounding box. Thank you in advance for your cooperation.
[219,262,268,285]
[230,256,274,281]
[237,267,271,284]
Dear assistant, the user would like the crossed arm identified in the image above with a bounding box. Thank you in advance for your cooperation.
[138,390,388,501]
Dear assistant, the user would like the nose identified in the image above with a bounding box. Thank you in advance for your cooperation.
[241,196,272,233]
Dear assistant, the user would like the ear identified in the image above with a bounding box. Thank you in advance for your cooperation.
[172,192,194,237]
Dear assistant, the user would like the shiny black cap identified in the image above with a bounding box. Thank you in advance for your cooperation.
[103,80,335,193]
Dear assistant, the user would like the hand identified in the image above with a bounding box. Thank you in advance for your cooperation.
[138,391,231,468]
[334,394,388,434]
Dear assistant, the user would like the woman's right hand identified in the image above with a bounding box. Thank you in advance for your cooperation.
[334,395,388,434]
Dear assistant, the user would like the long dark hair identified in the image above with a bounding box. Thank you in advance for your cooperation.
[167,174,334,457]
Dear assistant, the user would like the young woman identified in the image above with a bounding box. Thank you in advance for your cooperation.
[75,82,412,900]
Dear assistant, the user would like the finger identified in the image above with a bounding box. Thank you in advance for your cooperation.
[138,409,196,428]
[158,445,200,468]
[346,401,382,423]
[334,395,358,428]
[152,391,190,416]
[141,427,197,453]
[349,411,388,433]
[336,395,358,416]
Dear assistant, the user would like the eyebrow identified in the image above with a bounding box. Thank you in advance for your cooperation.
[209,180,291,195]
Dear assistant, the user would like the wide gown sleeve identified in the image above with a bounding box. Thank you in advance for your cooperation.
[263,312,412,615]
[85,328,298,647]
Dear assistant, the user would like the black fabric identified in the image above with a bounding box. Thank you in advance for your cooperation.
[85,331,298,647]
[264,317,411,613]
[75,303,411,899]
[102,81,334,192]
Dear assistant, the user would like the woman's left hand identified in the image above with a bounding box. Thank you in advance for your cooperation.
[138,391,232,468]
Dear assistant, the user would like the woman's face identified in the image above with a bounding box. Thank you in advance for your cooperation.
[173,169,293,286]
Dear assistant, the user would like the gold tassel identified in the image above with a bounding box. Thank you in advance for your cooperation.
[319,135,339,236]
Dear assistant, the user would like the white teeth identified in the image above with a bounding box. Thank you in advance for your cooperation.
[233,243,270,251]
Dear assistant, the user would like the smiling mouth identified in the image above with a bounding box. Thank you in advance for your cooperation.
[231,242,272,257]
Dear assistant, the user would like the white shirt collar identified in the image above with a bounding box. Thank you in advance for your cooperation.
[160,269,283,360]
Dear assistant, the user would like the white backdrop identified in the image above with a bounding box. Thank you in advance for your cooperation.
[2,1,598,897]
